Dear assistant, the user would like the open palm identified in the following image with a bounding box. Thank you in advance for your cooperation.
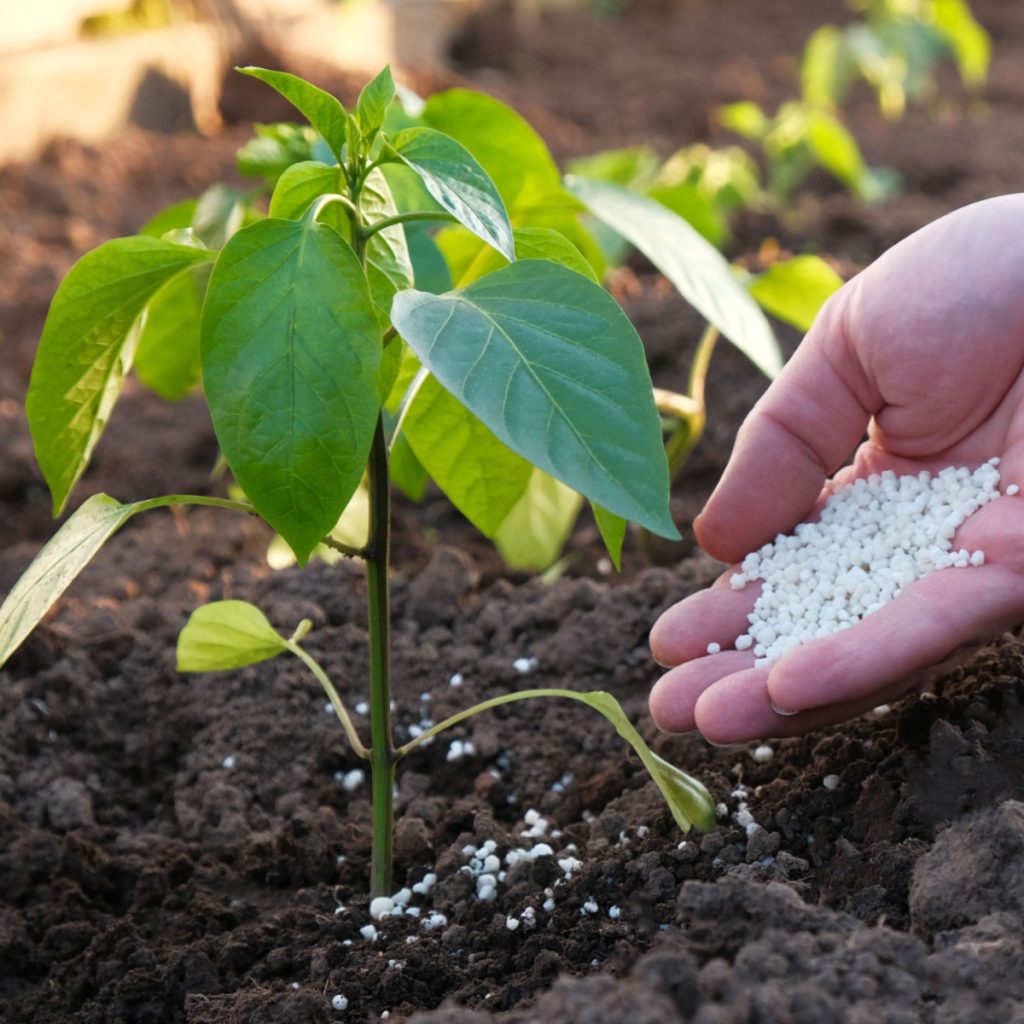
[650,195,1024,743]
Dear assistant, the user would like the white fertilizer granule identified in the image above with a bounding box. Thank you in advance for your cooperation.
[723,461,1005,666]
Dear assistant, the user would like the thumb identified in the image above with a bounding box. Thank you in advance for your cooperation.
[695,285,878,564]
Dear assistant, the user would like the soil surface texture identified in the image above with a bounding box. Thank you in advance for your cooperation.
[4,0,1024,1021]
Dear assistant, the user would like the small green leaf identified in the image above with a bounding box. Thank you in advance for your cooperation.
[495,470,581,571]
[718,101,767,139]
[140,199,198,239]
[134,264,211,400]
[390,127,514,261]
[27,236,213,513]
[567,177,782,379]
[391,260,677,537]
[801,25,846,107]
[806,111,872,198]
[748,255,843,332]
[236,122,316,184]
[193,184,248,249]
[200,218,381,563]
[357,65,396,137]
[592,503,626,571]
[0,494,138,670]
[578,690,717,833]
[177,600,289,672]
[404,375,533,537]
[929,0,990,86]
[269,160,340,220]
[239,67,347,160]
[406,228,453,294]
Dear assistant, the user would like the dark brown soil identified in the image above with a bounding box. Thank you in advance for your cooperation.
[4,0,1024,1021]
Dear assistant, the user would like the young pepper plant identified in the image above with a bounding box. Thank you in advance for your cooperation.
[0,66,716,896]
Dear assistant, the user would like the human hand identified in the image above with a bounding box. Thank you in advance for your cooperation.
[650,194,1024,743]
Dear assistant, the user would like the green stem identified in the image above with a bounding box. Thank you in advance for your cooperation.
[365,416,395,897]
[133,494,254,515]
[320,536,369,560]
[361,210,459,240]
[287,640,370,760]
[664,324,719,482]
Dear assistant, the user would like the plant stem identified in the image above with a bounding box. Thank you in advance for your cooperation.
[361,210,459,240]
[665,324,719,481]
[365,416,395,897]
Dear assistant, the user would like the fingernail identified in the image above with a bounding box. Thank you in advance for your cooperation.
[770,702,799,717]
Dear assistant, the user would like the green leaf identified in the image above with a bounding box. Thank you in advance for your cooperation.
[806,111,873,198]
[267,481,371,569]
[421,89,562,206]
[200,218,381,563]
[391,260,677,537]
[802,25,846,107]
[390,127,514,261]
[140,198,198,239]
[236,122,316,184]
[239,67,347,160]
[361,168,415,324]
[390,434,429,500]
[402,685,716,833]
[357,65,395,137]
[406,228,453,294]
[592,503,626,571]
[0,494,138,670]
[748,255,843,332]
[27,236,213,514]
[929,0,990,86]
[193,184,248,250]
[447,226,599,287]
[576,690,717,833]
[718,101,767,139]
[494,469,581,572]
[647,181,729,248]
[177,600,289,672]
[567,146,660,189]
[269,160,340,220]
[404,375,533,537]
[134,264,210,400]
[566,177,782,379]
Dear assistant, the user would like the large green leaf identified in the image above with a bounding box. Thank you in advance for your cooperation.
[404,375,532,537]
[361,168,415,324]
[177,600,290,672]
[200,218,381,563]
[747,255,843,332]
[0,494,137,670]
[566,177,782,379]
[239,67,348,160]
[494,469,581,571]
[27,236,213,513]
[392,260,677,537]
[134,264,211,400]
[390,127,514,261]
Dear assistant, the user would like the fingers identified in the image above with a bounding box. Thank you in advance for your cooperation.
[649,651,755,732]
[695,289,879,564]
[649,574,757,666]
[765,563,1024,714]
[693,672,919,744]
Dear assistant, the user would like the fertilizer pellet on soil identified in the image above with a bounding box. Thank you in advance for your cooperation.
[721,461,1005,664]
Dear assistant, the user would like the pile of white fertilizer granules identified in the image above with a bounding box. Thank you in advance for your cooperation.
[719,459,1010,667]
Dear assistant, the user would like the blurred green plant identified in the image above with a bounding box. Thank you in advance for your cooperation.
[719,0,989,203]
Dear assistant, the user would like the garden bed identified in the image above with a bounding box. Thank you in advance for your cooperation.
[4,0,1024,1020]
